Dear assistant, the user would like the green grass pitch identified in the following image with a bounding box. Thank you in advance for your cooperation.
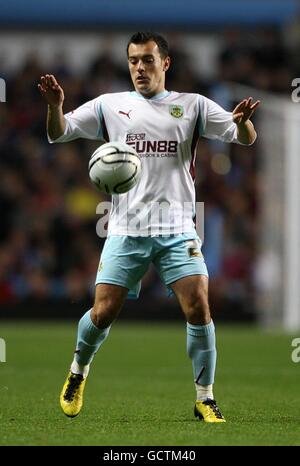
[0,320,299,446]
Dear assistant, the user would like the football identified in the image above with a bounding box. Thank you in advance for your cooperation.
[88,141,142,194]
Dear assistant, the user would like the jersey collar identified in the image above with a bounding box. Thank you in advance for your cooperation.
[130,90,171,101]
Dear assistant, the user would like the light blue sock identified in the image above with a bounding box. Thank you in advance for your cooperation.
[74,309,111,366]
[186,320,216,385]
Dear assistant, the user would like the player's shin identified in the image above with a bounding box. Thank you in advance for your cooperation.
[71,309,111,378]
[186,320,216,401]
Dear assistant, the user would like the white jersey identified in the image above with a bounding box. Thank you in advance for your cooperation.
[49,90,245,236]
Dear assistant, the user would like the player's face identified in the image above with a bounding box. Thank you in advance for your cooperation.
[128,41,170,98]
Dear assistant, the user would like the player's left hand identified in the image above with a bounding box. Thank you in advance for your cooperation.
[232,97,260,124]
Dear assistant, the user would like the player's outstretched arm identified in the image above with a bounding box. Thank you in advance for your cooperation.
[232,97,260,145]
[38,74,66,141]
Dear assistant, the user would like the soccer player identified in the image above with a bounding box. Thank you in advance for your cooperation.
[38,32,259,423]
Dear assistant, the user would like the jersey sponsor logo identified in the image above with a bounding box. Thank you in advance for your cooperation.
[118,109,132,119]
[126,133,178,155]
[127,140,178,154]
[169,104,184,118]
[126,133,145,142]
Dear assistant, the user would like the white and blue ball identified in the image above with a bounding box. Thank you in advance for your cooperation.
[88,141,141,194]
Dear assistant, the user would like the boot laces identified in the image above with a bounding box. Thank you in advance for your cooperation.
[64,374,83,401]
[203,399,224,419]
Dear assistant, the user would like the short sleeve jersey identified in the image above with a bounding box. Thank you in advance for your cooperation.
[49,90,242,236]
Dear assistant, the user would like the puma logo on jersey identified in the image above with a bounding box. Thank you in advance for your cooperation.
[118,110,132,119]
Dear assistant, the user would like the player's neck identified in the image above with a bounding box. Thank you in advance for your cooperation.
[133,89,169,100]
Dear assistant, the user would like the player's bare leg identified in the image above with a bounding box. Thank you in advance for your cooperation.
[170,274,226,423]
[60,284,128,417]
[171,274,211,325]
[91,283,128,328]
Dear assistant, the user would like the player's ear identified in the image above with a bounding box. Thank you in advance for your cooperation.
[163,56,171,72]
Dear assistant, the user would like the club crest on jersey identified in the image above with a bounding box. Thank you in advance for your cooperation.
[169,105,184,118]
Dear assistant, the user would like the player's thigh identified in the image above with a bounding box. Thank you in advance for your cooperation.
[171,274,209,309]
[153,235,210,322]
[94,282,128,310]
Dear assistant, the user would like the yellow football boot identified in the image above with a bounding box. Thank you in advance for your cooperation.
[194,399,226,423]
[60,372,87,417]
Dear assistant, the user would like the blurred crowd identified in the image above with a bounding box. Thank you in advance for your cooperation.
[0,27,295,317]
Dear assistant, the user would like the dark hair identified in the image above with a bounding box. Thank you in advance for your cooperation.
[127,32,169,59]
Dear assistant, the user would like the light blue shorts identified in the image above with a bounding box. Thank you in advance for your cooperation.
[95,233,208,299]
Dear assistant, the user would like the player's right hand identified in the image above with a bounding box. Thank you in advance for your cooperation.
[38,74,64,107]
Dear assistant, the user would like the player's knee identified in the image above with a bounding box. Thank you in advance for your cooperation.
[92,298,119,328]
[184,290,211,324]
